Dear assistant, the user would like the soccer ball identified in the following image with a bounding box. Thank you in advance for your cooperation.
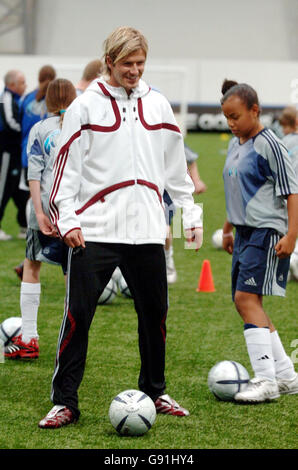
[198,113,216,131]
[208,360,250,401]
[118,275,132,299]
[109,389,156,436]
[213,113,229,131]
[97,279,117,305]
[0,317,22,346]
[111,266,122,284]
[211,229,223,249]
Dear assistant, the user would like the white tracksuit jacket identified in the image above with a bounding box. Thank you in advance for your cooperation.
[49,77,203,244]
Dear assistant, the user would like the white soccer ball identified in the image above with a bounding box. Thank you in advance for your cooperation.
[198,113,216,131]
[118,275,132,299]
[109,389,156,436]
[211,229,223,249]
[97,279,117,305]
[208,360,250,401]
[111,266,122,284]
[213,113,229,131]
[0,317,22,346]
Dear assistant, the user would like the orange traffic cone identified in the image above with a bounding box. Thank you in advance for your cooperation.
[196,259,215,292]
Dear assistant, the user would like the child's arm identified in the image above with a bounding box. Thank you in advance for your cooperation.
[275,193,298,258]
[29,180,58,237]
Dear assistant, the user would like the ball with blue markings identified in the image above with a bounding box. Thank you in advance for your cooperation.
[118,274,133,299]
[97,278,117,305]
[208,360,250,401]
[0,317,22,347]
[109,389,156,436]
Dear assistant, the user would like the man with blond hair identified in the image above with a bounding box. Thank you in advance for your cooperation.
[39,26,203,429]
[0,70,27,240]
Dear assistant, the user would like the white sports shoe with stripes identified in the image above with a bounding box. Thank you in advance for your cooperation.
[277,373,298,395]
[234,377,280,403]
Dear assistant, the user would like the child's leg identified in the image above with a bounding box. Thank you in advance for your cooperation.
[234,291,275,381]
[270,330,296,380]
[21,258,41,343]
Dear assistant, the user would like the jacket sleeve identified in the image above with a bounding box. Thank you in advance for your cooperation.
[163,102,203,230]
[2,90,21,132]
[49,104,86,238]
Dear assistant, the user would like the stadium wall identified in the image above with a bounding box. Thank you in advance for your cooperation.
[32,0,298,62]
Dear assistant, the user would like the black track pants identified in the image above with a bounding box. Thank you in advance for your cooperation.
[51,242,168,419]
[0,147,29,227]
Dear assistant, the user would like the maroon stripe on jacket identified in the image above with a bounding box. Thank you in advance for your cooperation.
[137,98,181,133]
[49,93,121,227]
[136,179,162,203]
[97,81,112,97]
[75,179,163,215]
[75,180,135,215]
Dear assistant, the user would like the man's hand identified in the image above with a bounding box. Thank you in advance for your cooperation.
[185,227,203,251]
[63,228,86,249]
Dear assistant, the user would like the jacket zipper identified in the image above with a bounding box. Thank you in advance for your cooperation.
[127,94,138,243]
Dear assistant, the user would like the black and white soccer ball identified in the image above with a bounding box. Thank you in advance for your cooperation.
[208,360,250,401]
[213,113,229,131]
[118,275,132,299]
[111,266,122,284]
[0,316,22,346]
[211,229,223,249]
[198,113,216,131]
[109,389,156,436]
[97,279,117,305]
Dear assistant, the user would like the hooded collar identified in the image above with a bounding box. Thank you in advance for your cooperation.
[86,76,150,100]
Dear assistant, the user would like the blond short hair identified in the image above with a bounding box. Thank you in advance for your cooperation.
[103,26,148,75]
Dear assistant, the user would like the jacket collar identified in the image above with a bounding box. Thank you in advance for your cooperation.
[87,76,150,100]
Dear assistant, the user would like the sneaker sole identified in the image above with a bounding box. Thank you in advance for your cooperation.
[38,418,77,429]
[235,393,280,403]
[156,410,189,416]
[279,389,298,395]
[5,353,39,360]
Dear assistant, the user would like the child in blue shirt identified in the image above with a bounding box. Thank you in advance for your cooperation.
[221,79,298,403]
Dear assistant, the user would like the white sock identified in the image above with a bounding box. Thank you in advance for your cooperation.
[20,282,41,343]
[244,327,276,381]
[270,330,296,380]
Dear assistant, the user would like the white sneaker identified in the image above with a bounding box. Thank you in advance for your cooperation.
[277,373,298,395]
[165,248,177,284]
[0,229,12,241]
[234,377,280,403]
